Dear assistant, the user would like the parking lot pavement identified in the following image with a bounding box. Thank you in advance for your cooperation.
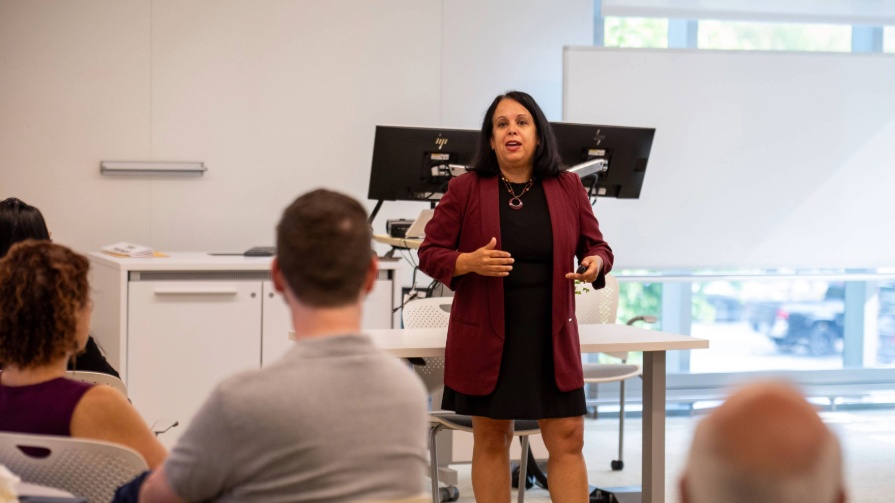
[689,321,843,372]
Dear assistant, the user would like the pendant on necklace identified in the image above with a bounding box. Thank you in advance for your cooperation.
[509,198,523,210]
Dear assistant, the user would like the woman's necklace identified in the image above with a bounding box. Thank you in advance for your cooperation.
[500,176,535,210]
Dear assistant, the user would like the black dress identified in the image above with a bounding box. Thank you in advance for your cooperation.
[442,179,586,419]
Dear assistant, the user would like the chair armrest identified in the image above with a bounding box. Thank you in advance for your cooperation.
[151,419,179,436]
[625,315,657,326]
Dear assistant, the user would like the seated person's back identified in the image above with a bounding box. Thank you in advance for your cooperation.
[0,197,119,377]
[165,335,428,502]
[0,376,93,435]
[139,189,429,502]
[0,241,167,468]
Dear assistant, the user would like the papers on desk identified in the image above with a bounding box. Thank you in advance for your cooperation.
[405,209,434,238]
[101,242,167,258]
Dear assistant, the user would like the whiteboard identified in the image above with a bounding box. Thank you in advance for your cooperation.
[563,47,895,270]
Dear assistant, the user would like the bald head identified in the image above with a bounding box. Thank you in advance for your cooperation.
[681,381,845,503]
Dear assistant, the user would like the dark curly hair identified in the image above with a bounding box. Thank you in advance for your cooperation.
[469,90,563,178]
[0,240,90,369]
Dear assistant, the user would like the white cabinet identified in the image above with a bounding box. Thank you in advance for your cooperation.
[128,281,263,444]
[261,281,293,366]
[88,253,402,447]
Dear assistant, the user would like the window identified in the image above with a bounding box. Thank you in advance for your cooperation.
[698,20,851,52]
[604,17,668,48]
[886,26,895,53]
[690,279,845,373]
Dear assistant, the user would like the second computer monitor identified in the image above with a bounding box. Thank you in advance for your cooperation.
[551,122,655,199]
[367,125,479,202]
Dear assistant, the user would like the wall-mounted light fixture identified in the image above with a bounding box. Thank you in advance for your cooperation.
[100,161,207,177]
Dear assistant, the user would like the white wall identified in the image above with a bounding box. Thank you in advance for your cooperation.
[0,0,593,255]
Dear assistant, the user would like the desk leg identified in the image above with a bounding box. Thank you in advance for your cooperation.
[642,351,666,503]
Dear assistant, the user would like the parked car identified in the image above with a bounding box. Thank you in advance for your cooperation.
[748,282,895,357]
[705,294,744,322]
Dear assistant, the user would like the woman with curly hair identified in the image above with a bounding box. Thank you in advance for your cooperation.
[0,240,166,468]
[0,197,119,376]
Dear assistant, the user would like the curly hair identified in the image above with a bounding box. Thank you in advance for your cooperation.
[0,240,90,369]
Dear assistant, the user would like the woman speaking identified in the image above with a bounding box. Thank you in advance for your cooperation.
[418,90,613,502]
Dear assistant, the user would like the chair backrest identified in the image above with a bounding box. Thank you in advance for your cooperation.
[0,432,148,503]
[575,274,619,324]
[576,275,627,360]
[402,297,453,329]
[66,370,127,396]
[402,297,453,395]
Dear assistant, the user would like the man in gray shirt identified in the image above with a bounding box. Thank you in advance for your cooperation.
[139,189,429,502]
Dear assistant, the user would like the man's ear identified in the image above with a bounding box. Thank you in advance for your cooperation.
[272,258,286,293]
[363,254,379,295]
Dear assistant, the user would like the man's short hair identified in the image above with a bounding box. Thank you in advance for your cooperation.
[682,382,844,503]
[275,189,372,307]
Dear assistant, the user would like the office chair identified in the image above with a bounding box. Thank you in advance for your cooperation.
[65,370,179,437]
[576,273,655,470]
[0,432,148,503]
[402,297,541,503]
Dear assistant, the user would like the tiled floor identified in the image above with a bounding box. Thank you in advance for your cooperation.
[446,407,895,502]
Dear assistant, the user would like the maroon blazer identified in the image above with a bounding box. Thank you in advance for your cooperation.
[418,171,613,395]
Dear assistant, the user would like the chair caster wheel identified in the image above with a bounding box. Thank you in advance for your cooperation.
[611,459,624,471]
[439,486,459,502]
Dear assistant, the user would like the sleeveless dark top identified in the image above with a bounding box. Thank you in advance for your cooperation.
[0,374,93,435]
[442,179,586,419]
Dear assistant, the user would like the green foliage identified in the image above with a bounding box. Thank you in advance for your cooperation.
[617,281,661,329]
[690,282,722,322]
[604,17,668,48]
[698,20,851,52]
[574,280,590,296]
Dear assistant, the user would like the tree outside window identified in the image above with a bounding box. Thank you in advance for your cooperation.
[698,20,851,52]
[604,17,668,48]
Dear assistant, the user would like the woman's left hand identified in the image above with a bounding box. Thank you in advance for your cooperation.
[565,256,602,283]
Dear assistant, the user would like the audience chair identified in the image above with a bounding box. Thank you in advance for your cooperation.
[65,371,179,437]
[402,297,540,503]
[576,274,656,470]
[0,432,148,503]
[66,370,127,396]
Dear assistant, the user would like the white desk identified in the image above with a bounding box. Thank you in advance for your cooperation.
[373,233,423,250]
[364,323,709,503]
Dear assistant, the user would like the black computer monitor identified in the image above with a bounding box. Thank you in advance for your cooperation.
[551,122,655,199]
[367,125,479,204]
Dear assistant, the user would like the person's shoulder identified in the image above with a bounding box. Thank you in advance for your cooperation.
[78,382,129,410]
[74,384,131,421]
[555,169,579,184]
[552,170,587,194]
[449,171,479,188]
[368,350,428,397]
[212,365,275,397]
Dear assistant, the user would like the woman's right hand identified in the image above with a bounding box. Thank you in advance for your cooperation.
[454,237,514,277]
